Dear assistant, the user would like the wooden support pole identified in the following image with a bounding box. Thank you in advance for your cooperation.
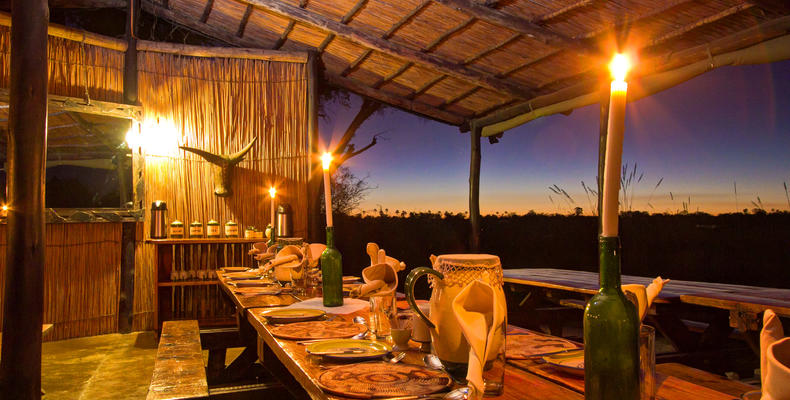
[0,0,48,398]
[469,124,481,252]
[306,52,321,243]
[119,0,140,333]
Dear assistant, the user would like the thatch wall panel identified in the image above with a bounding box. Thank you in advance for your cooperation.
[0,223,122,341]
[0,26,124,102]
[133,52,308,331]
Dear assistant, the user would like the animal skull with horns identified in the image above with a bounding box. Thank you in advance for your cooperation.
[179,137,257,197]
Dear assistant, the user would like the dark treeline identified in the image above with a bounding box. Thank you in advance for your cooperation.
[333,212,790,297]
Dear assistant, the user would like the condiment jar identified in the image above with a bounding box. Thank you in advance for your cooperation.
[189,221,203,238]
[225,221,239,238]
[207,220,221,238]
[169,220,184,238]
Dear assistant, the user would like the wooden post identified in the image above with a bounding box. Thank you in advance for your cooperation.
[306,51,322,243]
[597,83,610,234]
[119,0,140,333]
[469,124,481,252]
[0,0,48,398]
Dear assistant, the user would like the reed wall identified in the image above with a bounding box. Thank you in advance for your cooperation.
[0,25,124,102]
[133,51,309,330]
[0,223,122,341]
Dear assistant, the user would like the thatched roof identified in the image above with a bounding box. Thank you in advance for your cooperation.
[126,1,790,129]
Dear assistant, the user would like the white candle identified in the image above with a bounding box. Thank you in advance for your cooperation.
[269,187,276,228]
[601,54,630,237]
[322,152,333,227]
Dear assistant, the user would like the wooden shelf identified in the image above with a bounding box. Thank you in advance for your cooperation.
[146,238,263,245]
[158,280,221,287]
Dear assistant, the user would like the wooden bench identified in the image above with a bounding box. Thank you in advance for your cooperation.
[147,320,209,400]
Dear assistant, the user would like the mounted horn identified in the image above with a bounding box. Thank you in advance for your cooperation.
[179,137,257,197]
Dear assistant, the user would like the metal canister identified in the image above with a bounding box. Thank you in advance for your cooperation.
[275,203,293,238]
[189,221,203,238]
[169,220,184,238]
[225,220,239,238]
[207,220,221,238]
[150,201,167,239]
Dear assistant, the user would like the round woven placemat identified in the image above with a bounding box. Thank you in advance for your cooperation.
[506,331,580,359]
[269,320,367,340]
[318,362,451,399]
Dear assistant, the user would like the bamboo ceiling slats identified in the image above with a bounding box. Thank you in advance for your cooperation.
[0,223,122,341]
[147,0,789,128]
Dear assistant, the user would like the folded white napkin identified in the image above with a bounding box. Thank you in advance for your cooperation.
[762,309,790,400]
[622,277,670,321]
[452,280,506,400]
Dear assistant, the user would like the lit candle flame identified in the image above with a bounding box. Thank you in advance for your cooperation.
[321,152,333,170]
[269,187,276,198]
[1,205,7,211]
[609,53,631,82]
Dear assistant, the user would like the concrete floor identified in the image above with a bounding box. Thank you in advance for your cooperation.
[42,332,158,400]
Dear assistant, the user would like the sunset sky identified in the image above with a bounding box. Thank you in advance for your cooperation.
[320,59,790,215]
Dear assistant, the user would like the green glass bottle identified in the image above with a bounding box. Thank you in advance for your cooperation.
[320,226,343,307]
[583,236,640,400]
[266,223,275,248]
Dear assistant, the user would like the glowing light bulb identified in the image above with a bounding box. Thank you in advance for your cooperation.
[321,152,332,170]
[609,53,631,82]
[269,187,276,198]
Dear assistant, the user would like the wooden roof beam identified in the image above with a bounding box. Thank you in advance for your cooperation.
[325,74,466,125]
[200,0,215,23]
[462,32,519,65]
[383,0,431,39]
[423,17,475,52]
[407,74,446,100]
[538,0,594,22]
[236,5,253,38]
[273,20,295,50]
[341,0,369,24]
[441,86,481,108]
[238,0,535,99]
[431,0,591,54]
[341,48,372,76]
[317,33,335,52]
[646,3,755,49]
[373,62,413,89]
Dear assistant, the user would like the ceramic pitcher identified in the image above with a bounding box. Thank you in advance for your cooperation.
[405,254,506,370]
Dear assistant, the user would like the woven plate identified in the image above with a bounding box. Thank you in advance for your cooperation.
[318,362,451,399]
[269,320,367,340]
[506,331,580,359]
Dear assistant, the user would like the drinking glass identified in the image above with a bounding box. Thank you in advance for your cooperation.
[369,292,396,339]
[640,324,656,400]
[482,320,507,397]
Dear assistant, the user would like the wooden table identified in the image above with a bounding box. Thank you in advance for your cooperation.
[212,271,303,382]
[503,268,790,356]
[242,297,747,400]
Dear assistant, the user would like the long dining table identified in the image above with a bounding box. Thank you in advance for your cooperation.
[216,272,754,400]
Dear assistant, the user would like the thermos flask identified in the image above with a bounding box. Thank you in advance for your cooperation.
[150,200,168,239]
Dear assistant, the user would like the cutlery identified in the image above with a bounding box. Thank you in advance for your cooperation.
[387,352,406,363]
[308,348,369,355]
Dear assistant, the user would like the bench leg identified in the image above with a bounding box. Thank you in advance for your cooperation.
[207,349,227,382]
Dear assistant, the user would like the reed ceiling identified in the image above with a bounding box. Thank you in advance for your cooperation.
[133,0,789,127]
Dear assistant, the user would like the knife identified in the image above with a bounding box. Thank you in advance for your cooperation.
[307,348,370,355]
